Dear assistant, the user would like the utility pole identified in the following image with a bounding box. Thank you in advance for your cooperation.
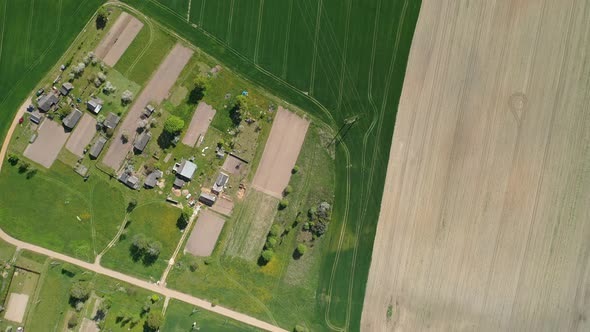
[328,115,360,148]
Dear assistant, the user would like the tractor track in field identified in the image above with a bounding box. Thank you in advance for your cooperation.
[280,0,294,79]
[308,0,323,96]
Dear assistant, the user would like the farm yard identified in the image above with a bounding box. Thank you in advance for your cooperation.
[0,0,425,331]
[363,0,590,331]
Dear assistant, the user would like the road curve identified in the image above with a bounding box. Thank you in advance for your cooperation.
[0,97,286,332]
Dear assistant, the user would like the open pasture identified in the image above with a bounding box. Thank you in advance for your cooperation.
[363,0,590,331]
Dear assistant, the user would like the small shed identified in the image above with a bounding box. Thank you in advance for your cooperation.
[173,177,185,188]
[63,109,83,129]
[143,104,155,118]
[89,137,107,159]
[60,82,74,96]
[119,173,140,190]
[133,132,152,153]
[29,111,43,124]
[87,97,103,114]
[212,172,229,195]
[199,192,217,206]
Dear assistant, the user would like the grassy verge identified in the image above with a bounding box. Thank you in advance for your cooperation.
[162,299,261,331]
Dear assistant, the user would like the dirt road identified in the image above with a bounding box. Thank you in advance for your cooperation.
[102,43,193,170]
[363,1,590,331]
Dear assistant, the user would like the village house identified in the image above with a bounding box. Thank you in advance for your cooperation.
[133,132,152,153]
[212,172,229,195]
[104,112,120,129]
[144,170,163,189]
[174,160,197,181]
[89,137,107,159]
[119,173,140,190]
[59,82,74,96]
[37,93,58,112]
[63,109,83,130]
[199,192,217,206]
[87,97,103,114]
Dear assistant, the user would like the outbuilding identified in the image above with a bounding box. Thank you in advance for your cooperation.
[60,82,74,96]
[198,192,217,206]
[104,112,120,129]
[212,172,229,195]
[133,132,152,153]
[63,109,83,129]
[87,97,103,114]
[89,137,107,159]
[144,170,163,188]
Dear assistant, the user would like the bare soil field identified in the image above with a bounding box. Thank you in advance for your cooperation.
[4,293,29,323]
[182,102,216,147]
[23,120,70,168]
[222,154,247,176]
[211,195,234,217]
[95,12,144,67]
[251,107,309,198]
[102,43,193,170]
[362,1,590,331]
[65,114,97,157]
[185,210,225,257]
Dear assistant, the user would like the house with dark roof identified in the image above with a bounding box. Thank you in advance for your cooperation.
[37,94,58,112]
[89,137,107,159]
[174,160,197,181]
[199,192,217,206]
[118,173,140,190]
[144,170,163,188]
[173,177,185,188]
[133,132,152,153]
[60,82,74,96]
[212,172,229,195]
[63,109,83,129]
[104,112,120,129]
[87,97,103,114]
[143,105,155,118]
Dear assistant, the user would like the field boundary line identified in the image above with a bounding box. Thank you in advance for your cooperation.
[336,0,352,112]
[226,0,235,44]
[280,0,294,79]
[308,0,323,96]
[198,0,205,26]
[0,0,8,67]
[186,0,192,22]
[24,0,35,66]
[253,0,264,63]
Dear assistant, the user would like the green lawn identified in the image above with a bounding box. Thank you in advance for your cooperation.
[163,299,261,331]
[0,161,126,262]
[101,202,183,281]
[114,14,177,86]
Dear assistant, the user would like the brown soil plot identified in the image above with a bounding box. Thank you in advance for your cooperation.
[65,113,97,157]
[363,1,590,331]
[182,102,216,147]
[4,293,28,323]
[102,43,193,170]
[185,210,226,257]
[94,12,144,67]
[23,120,70,168]
[251,107,309,198]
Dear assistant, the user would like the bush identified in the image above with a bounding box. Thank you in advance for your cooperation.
[265,237,278,249]
[18,161,30,173]
[260,249,274,264]
[189,259,199,272]
[121,90,134,105]
[296,243,308,256]
[68,313,79,328]
[96,9,108,29]
[283,185,293,196]
[294,324,309,332]
[269,224,281,237]
[127,199,137,212]
[278,199,289,210]
[188,77,209,104]
[177,206,192,230]
[292,165,299,174]
[163,115,185,134]
[7,153,19,165]
[145,311,163,331]
[26,167,37,179]
[70,281,91,302]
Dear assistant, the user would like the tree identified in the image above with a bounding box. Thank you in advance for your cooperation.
[189,258,199,272]
[131,233,149,256]
[70,281,91,302]
[188,77,210,104]
[265,237,277,249]
[127,199,137,212]
[283,185,293,196]
[26,167,37,179]
[96,9,108,29]
[146,240,161,258]
[261,249,274,264]
[229,95,248,125]
[121,90,134,105]
[296,243,308,256]
[18,161,30,173]
[269,224,281,237]
[72,63,85,77]
[103,81,116,94]
[292,165,300,174]
[163,115,185,134]
[177,206,192,230]
[279,199,289,210]
[97,72,107,83]
[7,153,19,165]
[145,311,163,331]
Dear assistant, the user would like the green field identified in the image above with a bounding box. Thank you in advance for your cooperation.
[118,0,421,330]
[0,161,126,262]
[101,202,183,281]
[0,0,104,147]
[162,299,261,331]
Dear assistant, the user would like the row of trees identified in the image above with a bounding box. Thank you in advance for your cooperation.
[7,154,37,179]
